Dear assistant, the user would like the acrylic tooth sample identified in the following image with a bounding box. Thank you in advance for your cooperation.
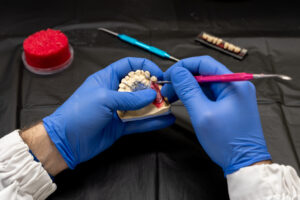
[117,70,171,122]
[195,31,248,60]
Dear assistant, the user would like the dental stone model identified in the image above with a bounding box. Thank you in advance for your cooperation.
[117,70,171,122]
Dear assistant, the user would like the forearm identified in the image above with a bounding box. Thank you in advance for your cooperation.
[20,122,68,176]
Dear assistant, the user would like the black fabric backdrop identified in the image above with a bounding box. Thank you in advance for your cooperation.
[1,0,300,199]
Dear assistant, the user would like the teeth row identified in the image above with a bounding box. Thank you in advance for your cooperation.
[118,70,157,92]
[202,33,241,53]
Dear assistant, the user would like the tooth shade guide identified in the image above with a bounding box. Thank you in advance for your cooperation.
[202,33,208,40]
[228,44,234,51]
[195,32,247,60]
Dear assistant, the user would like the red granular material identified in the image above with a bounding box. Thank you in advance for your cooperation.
[23,29,71,69]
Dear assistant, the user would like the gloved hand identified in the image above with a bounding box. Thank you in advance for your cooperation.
[43,57,175,169]
[161,56,271,175]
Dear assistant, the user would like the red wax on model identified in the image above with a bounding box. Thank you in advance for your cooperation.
[150,82,164,108]
[23,29,73,74]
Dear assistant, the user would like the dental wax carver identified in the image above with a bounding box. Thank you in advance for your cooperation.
[0,57,299,199]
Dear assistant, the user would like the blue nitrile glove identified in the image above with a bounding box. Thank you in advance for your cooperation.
[43,57,175,169]
[161,56,271,175]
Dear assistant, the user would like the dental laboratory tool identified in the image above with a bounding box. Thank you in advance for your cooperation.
[156,73,292,84]
[195,32,248,60]
[117,70,170,122]
[98,28,180,62]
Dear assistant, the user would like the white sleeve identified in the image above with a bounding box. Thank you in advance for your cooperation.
[227,163,300,200]
[0,130,57,200]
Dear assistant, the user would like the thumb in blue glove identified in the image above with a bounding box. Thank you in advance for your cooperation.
[162,56,271,175]
[43,57,175,169]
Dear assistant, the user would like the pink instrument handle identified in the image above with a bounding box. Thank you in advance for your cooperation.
[194,73,253,83]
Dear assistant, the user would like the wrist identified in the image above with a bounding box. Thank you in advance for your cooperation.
[251,160,272,166]
[224,153,272,175]
[20,122,68,176]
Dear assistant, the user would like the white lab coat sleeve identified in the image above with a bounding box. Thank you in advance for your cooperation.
[0,130,57,200]
[227,163,300,200]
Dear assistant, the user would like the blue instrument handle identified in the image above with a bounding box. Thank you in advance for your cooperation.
[118,34,171,58]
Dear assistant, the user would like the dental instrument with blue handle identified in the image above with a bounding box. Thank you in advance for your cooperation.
[98,28,180,62]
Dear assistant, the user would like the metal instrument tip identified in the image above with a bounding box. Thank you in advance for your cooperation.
[169,56,180,62]
[98,28,119,37]
[279,75,292,81]
[253,74,292,81]
[156,80,172,84]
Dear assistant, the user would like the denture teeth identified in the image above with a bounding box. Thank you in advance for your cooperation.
[119,70,160,92]
[224,42,229,49]
[228,44,234,51]
[137,75,144,82]
[212,38,217,44]
[119,83,126,89]
[142,79,149,86]
[150,76,157,82]
[127,80,134,86]
[121,79,128,85]
[132,76,138,83]
[145,71,150,79]
[128,71,135,77]
[234,47,241,53]
[135,70,142,75]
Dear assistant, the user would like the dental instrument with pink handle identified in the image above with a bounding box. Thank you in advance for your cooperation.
[157,73,292,84]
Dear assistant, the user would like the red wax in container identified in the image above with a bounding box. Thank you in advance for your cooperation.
[22,29,73,75]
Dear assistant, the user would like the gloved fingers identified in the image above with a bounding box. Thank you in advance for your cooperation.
[182,56,232,75]
[91,57,164,90]
[125,57,164,80]
[161,83,179,103]
[187,56,233,99]
[169,66,209,109]
[162,56,233,101]
[105,89,157,111]
[106,57,163,81]
[123,114,175,134]
[164,56,232,79]
[217,81,257,101]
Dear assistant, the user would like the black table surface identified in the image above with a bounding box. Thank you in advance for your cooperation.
[1,0,300,199]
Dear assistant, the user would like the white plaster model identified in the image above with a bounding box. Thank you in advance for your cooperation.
[117,70,170,122]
